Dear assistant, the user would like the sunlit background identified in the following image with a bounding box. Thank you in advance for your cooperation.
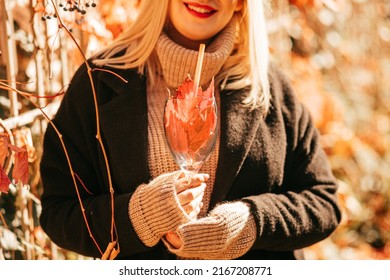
[0,0,389,260]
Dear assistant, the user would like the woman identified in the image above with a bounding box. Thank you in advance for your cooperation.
[39,0,341,260]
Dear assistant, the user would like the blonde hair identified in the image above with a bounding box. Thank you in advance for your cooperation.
[93,0,271,113]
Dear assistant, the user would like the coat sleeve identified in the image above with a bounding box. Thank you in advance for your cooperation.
[243,68,342,251]
[39,64,150,258]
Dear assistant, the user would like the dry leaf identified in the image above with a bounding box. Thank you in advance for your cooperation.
[0,134,9,167]
[10,145,29,186]
[0,166,11,193]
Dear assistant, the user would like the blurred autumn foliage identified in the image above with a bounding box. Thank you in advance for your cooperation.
[0,0,389,259]
[270,0,390,259]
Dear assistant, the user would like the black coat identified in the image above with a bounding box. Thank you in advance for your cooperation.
[39,62,341,259]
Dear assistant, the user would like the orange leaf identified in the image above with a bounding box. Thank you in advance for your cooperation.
[289,0,315,9]
[187,106,217,155]
[0,166,11,193]
[10,145,29,185]
[0,134,9,167]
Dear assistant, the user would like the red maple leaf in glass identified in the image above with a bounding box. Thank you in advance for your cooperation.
[164,76,218,172]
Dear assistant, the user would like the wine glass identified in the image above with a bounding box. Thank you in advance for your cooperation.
[163,78,218,173]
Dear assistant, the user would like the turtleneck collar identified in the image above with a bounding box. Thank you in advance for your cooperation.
[155,19,236,89]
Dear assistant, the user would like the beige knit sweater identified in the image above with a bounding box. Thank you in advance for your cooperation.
[129,21,256,259]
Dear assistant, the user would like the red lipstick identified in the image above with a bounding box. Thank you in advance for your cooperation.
[184,2,217,19]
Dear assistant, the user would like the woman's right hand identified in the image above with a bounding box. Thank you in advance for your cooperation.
[164,172,209,249]
[130,170,209,248]
[175,172,209,219]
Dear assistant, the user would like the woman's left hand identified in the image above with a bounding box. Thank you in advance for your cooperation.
[165,231,183,249]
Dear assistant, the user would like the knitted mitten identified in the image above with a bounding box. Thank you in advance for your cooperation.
[164,201,257,259]
[129,171,191,247]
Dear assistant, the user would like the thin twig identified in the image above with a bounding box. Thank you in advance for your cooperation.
[0,210,9,230]
[0,81,104,255]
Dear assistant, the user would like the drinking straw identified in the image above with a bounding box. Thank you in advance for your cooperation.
[193,43,205,96]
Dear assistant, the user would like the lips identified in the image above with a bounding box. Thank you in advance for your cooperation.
[184,2,217,18]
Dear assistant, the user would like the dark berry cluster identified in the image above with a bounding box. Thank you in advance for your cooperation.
[58,0,96,13]
[41,0,97,21]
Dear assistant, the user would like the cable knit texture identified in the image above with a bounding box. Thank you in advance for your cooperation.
[156,19,236,89]
[129,171,191,247]
[164,202,257,259]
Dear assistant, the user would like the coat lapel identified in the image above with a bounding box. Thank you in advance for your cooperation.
[209,89,263,209]
[97,69,151,192]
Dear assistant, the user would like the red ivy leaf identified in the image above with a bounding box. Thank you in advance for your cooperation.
[0,134,9,167]
[0,166,11,193]
[10,145,29,185]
